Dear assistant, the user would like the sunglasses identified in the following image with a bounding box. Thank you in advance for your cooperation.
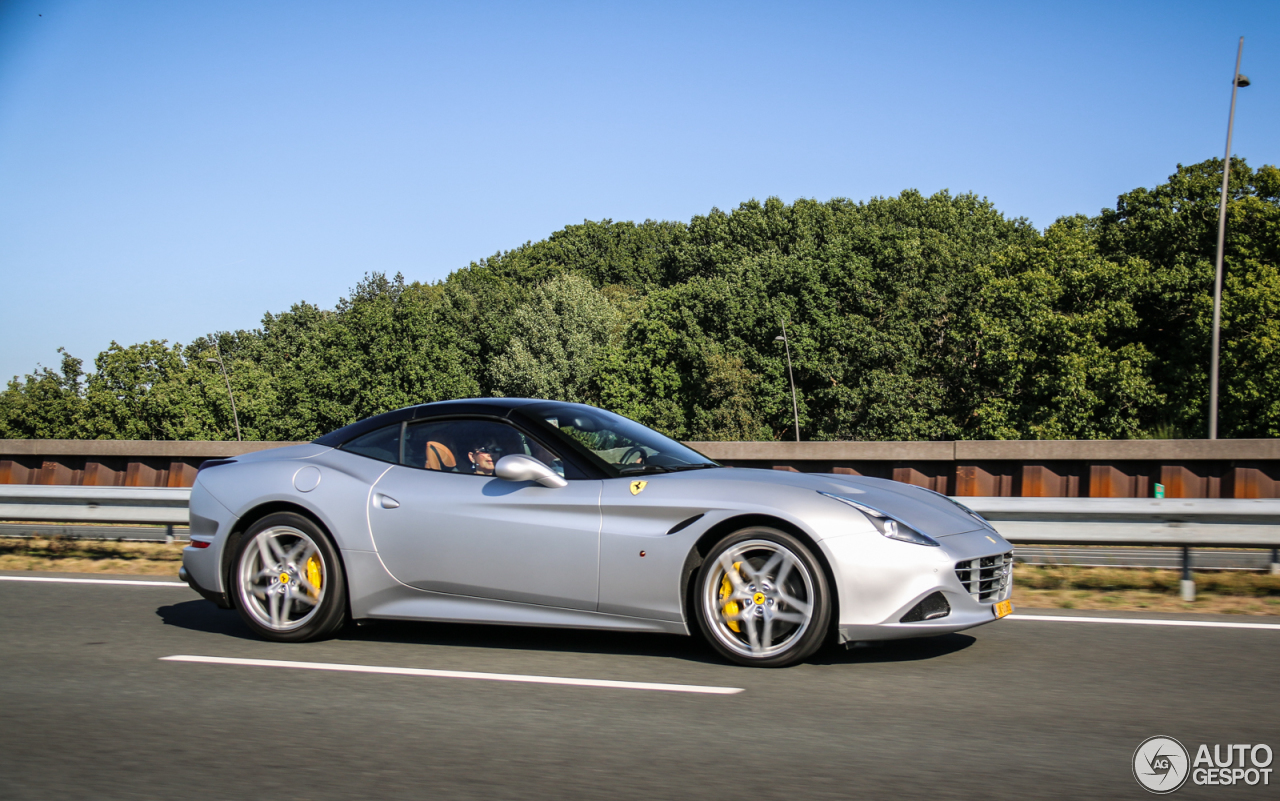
[473,447,503,455]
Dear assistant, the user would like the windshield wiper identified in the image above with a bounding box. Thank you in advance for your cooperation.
[617,464,675,475]
[670,463,721,472]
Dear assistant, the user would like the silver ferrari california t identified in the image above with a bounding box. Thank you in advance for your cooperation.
[180,398,1013,667]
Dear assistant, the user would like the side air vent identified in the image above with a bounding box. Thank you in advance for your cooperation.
[666,514,705,535]
[899,591,951,622]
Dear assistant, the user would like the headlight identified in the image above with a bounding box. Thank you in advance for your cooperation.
[818,492,940,547]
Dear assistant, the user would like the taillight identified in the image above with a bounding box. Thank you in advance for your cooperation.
[189,540,211,549]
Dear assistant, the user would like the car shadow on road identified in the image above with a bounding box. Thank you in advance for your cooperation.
[156,600,976,667]
[808,633,976,665]
[156,600,260,641]
[338,618,726,665]
[155,599,724,662]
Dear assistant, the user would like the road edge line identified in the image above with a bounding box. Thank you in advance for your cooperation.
[0,575,187,587]
[161,654,745,695]
[1006,613,1280,630]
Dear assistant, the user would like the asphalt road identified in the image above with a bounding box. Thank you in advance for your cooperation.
[2,571,1278,800]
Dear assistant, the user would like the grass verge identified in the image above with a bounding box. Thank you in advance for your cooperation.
[0,536,182,576]
[1013,565,1280,616]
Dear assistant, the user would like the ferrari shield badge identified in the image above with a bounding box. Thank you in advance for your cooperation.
[630,480,648,495]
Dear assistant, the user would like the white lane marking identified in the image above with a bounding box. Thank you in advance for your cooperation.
[0,575,187,587]
[161,655,745,695]
[1007,613,1280,631]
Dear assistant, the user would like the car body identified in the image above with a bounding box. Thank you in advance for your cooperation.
[181,398,1013,666]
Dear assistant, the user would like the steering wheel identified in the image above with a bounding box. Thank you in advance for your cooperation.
[620,445,648,466]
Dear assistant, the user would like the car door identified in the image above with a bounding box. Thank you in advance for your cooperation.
[368,418,602,611]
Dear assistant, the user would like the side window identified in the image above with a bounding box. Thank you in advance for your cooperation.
[404,419,565,478]
[341,423,402,464]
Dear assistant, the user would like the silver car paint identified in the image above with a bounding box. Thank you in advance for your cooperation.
[342,549,686,634]
[187,444,387,592]
[183,478,237,593]
[594,470,859,622]
[368,466,602,610]
[820,527,1011,639]
[183,443,1012,642]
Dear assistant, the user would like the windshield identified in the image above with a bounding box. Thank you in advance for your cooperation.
[524,402,719,476]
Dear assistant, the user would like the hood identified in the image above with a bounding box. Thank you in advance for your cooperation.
[691,468,988,538]
[815,473,990,537]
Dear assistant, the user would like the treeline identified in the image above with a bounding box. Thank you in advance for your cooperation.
[4,157,1279,442]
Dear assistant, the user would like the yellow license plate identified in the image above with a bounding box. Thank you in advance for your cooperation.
[993,600,1013,619]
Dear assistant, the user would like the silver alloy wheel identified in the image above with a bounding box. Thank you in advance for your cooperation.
[701,538,815,659]
[236,525,326,632]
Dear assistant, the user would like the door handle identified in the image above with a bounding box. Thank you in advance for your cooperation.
[376,494,400,509]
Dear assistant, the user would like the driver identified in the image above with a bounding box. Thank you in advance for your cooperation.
[467,438,503,476]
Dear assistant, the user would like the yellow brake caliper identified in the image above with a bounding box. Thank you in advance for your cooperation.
[719,561,742,633]
[305,554,323,600]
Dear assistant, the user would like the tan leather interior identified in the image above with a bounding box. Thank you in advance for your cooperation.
[425,441,456,471]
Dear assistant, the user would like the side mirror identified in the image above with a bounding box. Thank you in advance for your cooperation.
[494,454,568,488]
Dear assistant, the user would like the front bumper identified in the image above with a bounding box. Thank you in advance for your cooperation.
[837,602,1008,642]
[823,527,1014,643]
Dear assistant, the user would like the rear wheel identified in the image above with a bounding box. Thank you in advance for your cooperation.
[694,527,830,667]
[232,512,347,642]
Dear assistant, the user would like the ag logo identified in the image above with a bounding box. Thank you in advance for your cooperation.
[629,480,648,495]
[1133,736,1189,794]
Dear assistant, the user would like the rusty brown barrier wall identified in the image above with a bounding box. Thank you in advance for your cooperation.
[0,440,304,490]
[3,438,1280,499]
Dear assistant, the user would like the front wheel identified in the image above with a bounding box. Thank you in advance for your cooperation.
[232,512,347,642]
[694,528,831,667]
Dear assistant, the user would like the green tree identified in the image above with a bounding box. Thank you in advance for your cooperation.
[1095,158,1280,437]
[4,161,1277,443]
[958,216,1161,439]
[80,341,206,440]
[489,273,620,404]
[261,273,481,438]
[0,350,88,439]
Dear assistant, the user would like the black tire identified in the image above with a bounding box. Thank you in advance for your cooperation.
[231,512,347,643]
[694,527,831,667]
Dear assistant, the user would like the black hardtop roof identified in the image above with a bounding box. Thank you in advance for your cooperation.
[312,397,569,446]
[416,397,546,413]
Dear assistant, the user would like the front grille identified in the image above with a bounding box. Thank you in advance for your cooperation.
[955,551,1013,603]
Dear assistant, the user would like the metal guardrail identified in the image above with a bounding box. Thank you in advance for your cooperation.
[1,486,1277,563]
[0,486,190,524]
[963,497,1280,548]
[2,487,1277,594]
[958,497,1280,589]
[1013,546,1275,571]
[0,523,190,542]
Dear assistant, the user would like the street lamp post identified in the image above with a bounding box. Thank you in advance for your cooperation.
[205,344,242,442]
[1209,37,1250,440]
[775,323,801,442]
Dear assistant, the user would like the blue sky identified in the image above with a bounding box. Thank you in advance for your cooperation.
[2,0,1278,383]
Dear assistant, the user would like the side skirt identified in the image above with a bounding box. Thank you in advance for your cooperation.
[344,549,689,636]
